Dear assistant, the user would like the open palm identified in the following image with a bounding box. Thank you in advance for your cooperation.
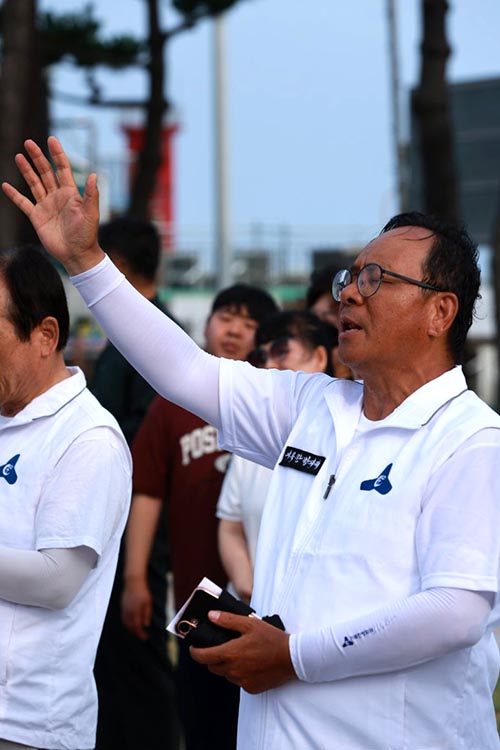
[2,137,103,274]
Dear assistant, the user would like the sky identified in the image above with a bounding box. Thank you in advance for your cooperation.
[41,0,500,264]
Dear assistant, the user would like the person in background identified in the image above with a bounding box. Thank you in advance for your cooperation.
[306,264,342,329]
[0,243,130,750]
[91,217,180,750]
[306,264,353,379]
[91,216,179,442]
[123,283,279,750]
[217,309,335,603]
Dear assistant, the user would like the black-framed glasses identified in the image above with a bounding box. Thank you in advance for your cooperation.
[332,263,445,302]
[248,336,292,367]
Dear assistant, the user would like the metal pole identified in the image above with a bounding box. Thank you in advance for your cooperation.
[213,13,232,289]
[387,0,405,211]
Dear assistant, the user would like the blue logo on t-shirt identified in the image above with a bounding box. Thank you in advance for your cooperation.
[360,463,393,495]
[0,454,20,485]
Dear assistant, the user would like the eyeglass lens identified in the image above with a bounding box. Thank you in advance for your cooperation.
[332,264,383,301]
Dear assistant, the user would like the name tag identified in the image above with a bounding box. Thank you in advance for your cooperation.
[279,446,326,475]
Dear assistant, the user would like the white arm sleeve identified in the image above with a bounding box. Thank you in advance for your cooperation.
[0,546,97,610]
[71,255,222,427]
[290,587,492,683]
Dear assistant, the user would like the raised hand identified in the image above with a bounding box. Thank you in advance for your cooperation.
[2,136,104,275]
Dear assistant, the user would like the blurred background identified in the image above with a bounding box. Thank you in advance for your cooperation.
[0,0,499,404]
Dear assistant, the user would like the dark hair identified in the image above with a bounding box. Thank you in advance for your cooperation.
[381,211,480,365]
[98,217,161,281]
[306,264,343,308]
[255,309,335,375]
[211,283,279,324]
[0,245,69,350]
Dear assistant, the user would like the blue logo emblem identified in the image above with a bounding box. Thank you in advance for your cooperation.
[0,454,20,485]
[360,463,393,495]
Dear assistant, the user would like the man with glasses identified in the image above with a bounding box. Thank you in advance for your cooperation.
[5,137,500,750]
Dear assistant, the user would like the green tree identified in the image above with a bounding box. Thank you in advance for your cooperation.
[0,0,247,240]
[0,1,144,248]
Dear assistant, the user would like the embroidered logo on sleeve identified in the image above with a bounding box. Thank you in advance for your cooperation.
[279,446,326,475]
[0,454,20,485]
[342,627,375,648]
[360,463,393,495]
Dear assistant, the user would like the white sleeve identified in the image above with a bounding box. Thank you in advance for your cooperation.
[35,426,131,557]
[0,546,97,609]
[71,255,222,427]
[417,429,500,593]
[216,456,244,521]
[290,587,492,683]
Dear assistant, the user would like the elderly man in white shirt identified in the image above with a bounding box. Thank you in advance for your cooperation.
[0,243,131,750]
[4,137,500,750]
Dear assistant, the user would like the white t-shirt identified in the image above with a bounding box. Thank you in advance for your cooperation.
[216,456,272,567]
[0,369,131,750]
[217,361,500,750]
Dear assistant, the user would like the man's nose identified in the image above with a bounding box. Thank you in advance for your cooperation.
[341,278,362,304]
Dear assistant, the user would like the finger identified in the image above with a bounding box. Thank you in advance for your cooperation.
[132,611,148,640]
[10,152,50,204]
[47,136,79,190]
[208,610,252,633]
[1,181,35,218]
[23,139,61,194]
[206,662,231,679]
[136,624,148,641]
[190,641,229,665]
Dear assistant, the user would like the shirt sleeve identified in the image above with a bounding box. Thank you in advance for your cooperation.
[131,396,172,499]
[35,426,131,556]
[417,428,500,594]
[216,456,244,521]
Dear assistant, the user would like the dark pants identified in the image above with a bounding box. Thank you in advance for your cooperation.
[175,640,240,750]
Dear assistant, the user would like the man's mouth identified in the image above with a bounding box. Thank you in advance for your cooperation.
[340,317,362,333]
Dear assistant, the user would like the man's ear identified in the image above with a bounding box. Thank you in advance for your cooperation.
[428,292,459,339]
[36,316,60,356]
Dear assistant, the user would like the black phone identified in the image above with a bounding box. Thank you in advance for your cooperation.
[175,587,220,639]
[171,583,284,647]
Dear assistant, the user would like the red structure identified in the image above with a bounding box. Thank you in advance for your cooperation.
[122,122,178,250]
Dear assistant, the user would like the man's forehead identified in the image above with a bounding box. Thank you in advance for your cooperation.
[354,225,435,267]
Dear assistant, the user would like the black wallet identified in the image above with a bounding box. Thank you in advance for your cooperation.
[174,586,285,648]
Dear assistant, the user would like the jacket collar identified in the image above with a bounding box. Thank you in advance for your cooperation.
[324,366,468,433]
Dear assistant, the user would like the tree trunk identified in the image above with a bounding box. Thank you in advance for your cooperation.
[127,0,167,218]
[411,0,460,223]
[0,0,44,249]
[491,194,500,410]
